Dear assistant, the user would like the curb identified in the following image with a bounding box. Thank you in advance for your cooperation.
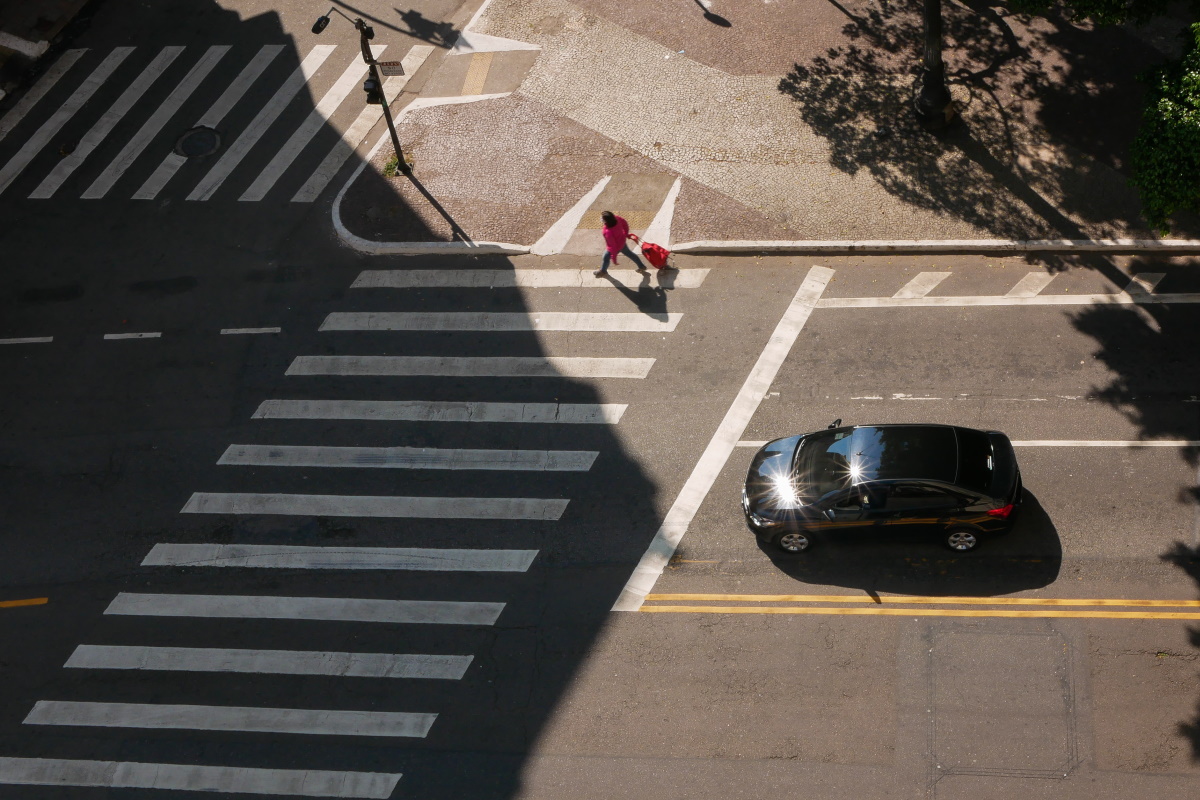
[670,239,1200,254]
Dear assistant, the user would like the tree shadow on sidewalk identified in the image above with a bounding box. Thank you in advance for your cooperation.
[778,0,1200,248]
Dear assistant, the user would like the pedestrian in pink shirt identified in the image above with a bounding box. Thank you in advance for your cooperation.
[594,210,649,276]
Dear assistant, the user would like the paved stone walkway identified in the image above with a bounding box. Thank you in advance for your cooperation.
[340,0,1200,247]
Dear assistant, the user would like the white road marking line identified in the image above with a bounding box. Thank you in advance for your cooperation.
[240,47,382,202]
[0,337,53,345]
[105,592,505,625]
[220,326,280,335]
[103,332,161,339]
[530,176,611,255]
[735,441,767,448]
[286,355,654,378]
[1125,272,1165,295]
[643,176,682,246]
[83,46,229,199]
[0,757,401,797]
[1005,271,1056,297]
[892,272,951,299]
[817,292,1200,308]
[143,544,538,572]
[614,266,835,611]
[25,701,436,738]
[293,45,434,203]
[351,268,709,288]
[253,399,626,424]
[134,44,283,199]
[218,444,597,471]
[0,49,86,144]
[181,492,569,519]
[320,311,682,332]
[31,47,185,199]
[1011,440,1200,447]
[66,644,472,679]
[0,48,132,196]
[188,44,336,201]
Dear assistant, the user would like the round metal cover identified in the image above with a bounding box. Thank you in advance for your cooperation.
[174,126,221,158]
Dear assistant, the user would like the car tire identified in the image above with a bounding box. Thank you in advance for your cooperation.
[773,530,811,553]
[945,527,978,552]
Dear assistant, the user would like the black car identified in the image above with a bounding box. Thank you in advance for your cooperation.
[742,423,1022,553]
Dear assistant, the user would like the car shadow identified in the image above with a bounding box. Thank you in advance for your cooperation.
[759,489,1061,596]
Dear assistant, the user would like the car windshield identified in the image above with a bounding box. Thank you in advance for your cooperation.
[794,426,958,499]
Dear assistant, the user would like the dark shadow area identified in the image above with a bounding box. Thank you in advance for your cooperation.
[0,4,671,800]
[778,0,1200,240]
[761,490,1061,595]
[692,0,733,28]
[328,1,460,47]
[601,269,672,320]
[402,168,472,241]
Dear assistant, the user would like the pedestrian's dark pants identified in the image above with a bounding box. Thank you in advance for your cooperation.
[600,245,647,272]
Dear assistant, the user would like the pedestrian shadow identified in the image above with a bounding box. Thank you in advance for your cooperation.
[598,269,677,321]
[777,0,1200,242]
[760,490,1061,596]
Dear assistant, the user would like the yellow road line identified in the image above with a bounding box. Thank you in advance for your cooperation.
[645,593,1200,608]
[0,597,48,609]
[640,605,1200,620]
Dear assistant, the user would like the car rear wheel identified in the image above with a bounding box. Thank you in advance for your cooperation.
[945,527,978,552]
[774,530,810,553]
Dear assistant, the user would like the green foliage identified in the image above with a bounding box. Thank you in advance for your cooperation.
[382,155,401,178]
[1130,23,1200,231]
[1007,0,1178,25]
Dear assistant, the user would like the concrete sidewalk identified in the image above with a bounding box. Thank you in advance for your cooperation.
[336,0,1200,252]
[0,0,93,100]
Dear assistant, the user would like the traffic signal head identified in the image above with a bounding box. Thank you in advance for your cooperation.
[363,78,384,105]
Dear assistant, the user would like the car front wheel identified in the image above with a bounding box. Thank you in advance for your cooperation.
[774,530,810,553]
[945,527,978,552]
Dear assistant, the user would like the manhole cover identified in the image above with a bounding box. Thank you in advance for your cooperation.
[174,126,221,158]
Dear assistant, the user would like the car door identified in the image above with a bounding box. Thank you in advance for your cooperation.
[819,483,889,532]
[883,482,964,531]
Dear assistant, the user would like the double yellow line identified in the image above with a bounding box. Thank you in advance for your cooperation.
[641,593,1200,620]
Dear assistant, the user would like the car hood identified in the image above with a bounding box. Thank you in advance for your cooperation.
[745,435,803,510]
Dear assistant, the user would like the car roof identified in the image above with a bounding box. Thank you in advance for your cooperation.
[826,424,960,484]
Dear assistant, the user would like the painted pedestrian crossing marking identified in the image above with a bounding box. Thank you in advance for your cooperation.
[188,44,336,201]
[182,492,569,519]
[218,443,599,470]
[25,700,437,738]
[1125,272,1164,295]
[0,757,401,798]
[320,311,682,332]
[1005,271,1056,298]
[252,399,627,424]
[286,355,656,378]
[0,49,86,145]
[142,543,540,572]
[30,46,184,199]
[83,45,229,199]
[135,44,283,199]
[65,644,473,679]
[892,271,950,299]
[0,47,131,196]
[351,268,710,288]
[105,592,506,625]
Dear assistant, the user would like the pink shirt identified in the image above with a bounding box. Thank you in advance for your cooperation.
[602,216,630,256]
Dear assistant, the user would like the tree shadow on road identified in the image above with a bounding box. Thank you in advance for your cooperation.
[779,0,1200,245]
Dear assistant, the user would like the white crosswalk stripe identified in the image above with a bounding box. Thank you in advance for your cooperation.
[181,492,569,519]
[893,271,950,299]
[188,44,336,200]
[351,268,710,288]
[286,355,656,378]
[252,399,627,423]
[83,45,230,199]
[0,758,401,797]
[134,44,283,199]
[240,46,382,201]
[142,543,539,571]
[25,701,437,738]
[65,644,472,679]
[0,49,86,145]
[30,46,184,198]
[106,592,506,625]
[320,311,682,332]
[0,47,131,196]
[1006,271,1056,297]
[218,443,599,470]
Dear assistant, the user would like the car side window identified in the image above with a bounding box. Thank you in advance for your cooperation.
[887,483,960,511]
[831,490,863,510]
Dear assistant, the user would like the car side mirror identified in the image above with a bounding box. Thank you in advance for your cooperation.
[827,418,842,429]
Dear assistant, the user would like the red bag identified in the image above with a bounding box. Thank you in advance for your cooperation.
[627,234,672,270]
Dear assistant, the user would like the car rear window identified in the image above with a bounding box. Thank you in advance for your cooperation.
[954,427,994,493]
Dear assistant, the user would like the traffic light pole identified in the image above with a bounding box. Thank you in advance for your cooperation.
[354,19,409,173]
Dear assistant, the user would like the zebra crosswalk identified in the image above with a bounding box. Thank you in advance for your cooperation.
[0,266,710,796]
[0,42,433,202]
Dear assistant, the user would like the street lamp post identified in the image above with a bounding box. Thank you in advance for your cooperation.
[313,7,409,172]
[913,0,956,131]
